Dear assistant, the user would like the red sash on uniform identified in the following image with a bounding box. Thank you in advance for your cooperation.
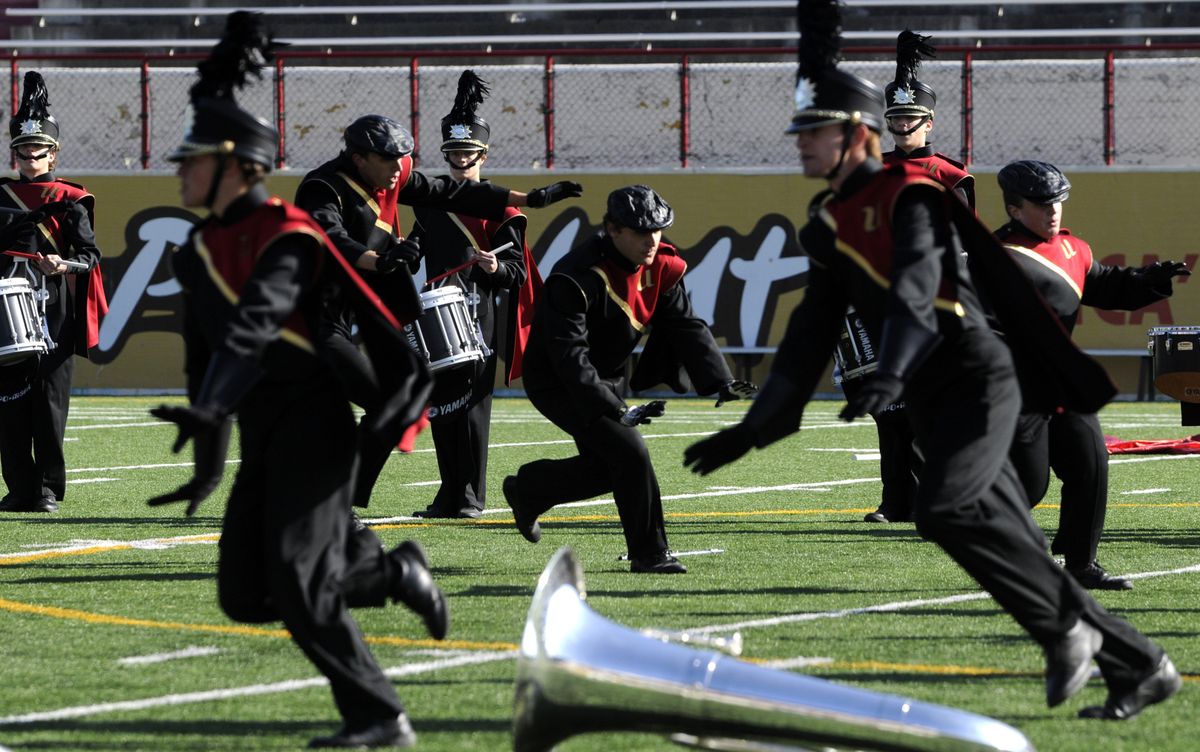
[1000,226,1094,300]
[592,242,687,331]
[199,198,408,351]
[452,207,543,383]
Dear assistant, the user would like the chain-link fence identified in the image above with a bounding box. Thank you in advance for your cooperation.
[9,48,1200,173]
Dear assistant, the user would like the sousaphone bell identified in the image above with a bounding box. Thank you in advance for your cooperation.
[514,547,1034,752]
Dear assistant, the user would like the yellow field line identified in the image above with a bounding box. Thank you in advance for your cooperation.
[0,596,516,651]
[1,595,1194,683]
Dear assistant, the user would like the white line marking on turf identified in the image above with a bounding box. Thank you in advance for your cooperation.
[365,477,881,524]
[685,561,1200,636]
[0,651,514,725]
[5,535,217,559]
[66,422,173,431]
[1120,488,1170,495]
[118,647,222,666]
[1109,454,1200,465]
[66,478,118,485]
[673,548,724,558]
[854,453,882,461]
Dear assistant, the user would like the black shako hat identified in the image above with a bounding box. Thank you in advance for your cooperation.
[607,185,674,232]
[168,11,283,168]
[787,0,884,134]
[440,70,491,152]
[998,160,1072,205]
[345,115,414,159]
[884,30,937,118]
[10,72,60,150]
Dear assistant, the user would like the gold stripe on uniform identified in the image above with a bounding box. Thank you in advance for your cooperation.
[336,171,393,234]
[590,265,645,332]
[1004,244,1083,299]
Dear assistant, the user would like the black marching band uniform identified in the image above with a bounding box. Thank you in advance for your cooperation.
[410,70,538,519]
[506,185,752,574]
[685,0,1179,721]
[294,115,508,512]
[0,71,106,514]
[996,160,1189,591]
[149,13,447,748]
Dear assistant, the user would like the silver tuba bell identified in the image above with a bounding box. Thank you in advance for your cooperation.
[513,547,1034,752]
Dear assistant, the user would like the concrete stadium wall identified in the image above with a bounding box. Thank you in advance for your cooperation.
[67,169,1199,397]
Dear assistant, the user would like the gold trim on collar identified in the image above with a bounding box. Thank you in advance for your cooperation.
[336,171,393,234]
[590,265,645,332]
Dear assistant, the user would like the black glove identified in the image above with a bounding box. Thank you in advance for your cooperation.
[526,181,583,208]
[377,236,421,273]
[683,423,754,476]
[147,407,231,516]
[150,404,223,453]
[839,373,905,421]
[1138,260,1191,288]
[619,399,667,426]
[715,379,758,407]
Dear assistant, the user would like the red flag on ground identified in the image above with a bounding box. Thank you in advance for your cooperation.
[1105,434,1200,454]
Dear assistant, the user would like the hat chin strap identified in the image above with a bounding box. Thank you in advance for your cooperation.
[443,149,486,169]
[204,154,228,211]
[886,114,931,137]
[824,122,856,182]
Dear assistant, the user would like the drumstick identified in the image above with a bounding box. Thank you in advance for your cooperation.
[424,241,515,287]
[4,249,89,270]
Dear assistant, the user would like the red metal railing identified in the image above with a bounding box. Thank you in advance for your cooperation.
[6,43,1200,170]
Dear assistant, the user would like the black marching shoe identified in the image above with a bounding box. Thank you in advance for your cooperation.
[350,508,369,533]
[0,494,57,513]
[1067,560,1133,591]
[388,540,448,640]
[308,714,416,749]
[502,476,541,543]
[863,510,890,523]
[1044,619,1103,707]
[456,506,482,519]
[630,552,688,574]
[412,506,455,519]
[1079,655,1182,720]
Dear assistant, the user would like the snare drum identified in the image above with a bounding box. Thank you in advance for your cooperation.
[1148,326,1200,402]
[0,277,47,365]
[832,307,877,385]
[404,285,486,373]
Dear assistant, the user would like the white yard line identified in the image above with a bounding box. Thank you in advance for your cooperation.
[1120,488,1170,495]
[685,561,1200,636]
[118,646,223,666]
[0,651,514,725]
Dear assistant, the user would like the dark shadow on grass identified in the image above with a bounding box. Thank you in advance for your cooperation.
[12,570,213,585]
[0,515,223,527]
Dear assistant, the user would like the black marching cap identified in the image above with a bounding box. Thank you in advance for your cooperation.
[997,160,1072,204]
[884,30,937,119]
[10,71,60,149]
[787,0,884,134]
[607,185,674,232]
[441,70,491,152]
[168,11,282,168]
[344,115,414,159]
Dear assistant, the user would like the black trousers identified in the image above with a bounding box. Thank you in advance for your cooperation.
[1009,410,1108,569]
[215,380,404,726]
[844,378,919,520]
[427,351,499,514]
[0,355,73,503]
[316,326,395,510]
[515,386,669,560]
[908,333,1159,692]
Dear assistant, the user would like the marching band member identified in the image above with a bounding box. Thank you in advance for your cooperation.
[684,0,1179,720]
[149,13,447,747]
[408,70,541,520]
[0,71,106,514]
[295,112,579,518]
[996,159,1189,591]
[505,185,756,573]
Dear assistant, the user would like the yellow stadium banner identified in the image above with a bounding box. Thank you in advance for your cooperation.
[67,170,1198,393]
